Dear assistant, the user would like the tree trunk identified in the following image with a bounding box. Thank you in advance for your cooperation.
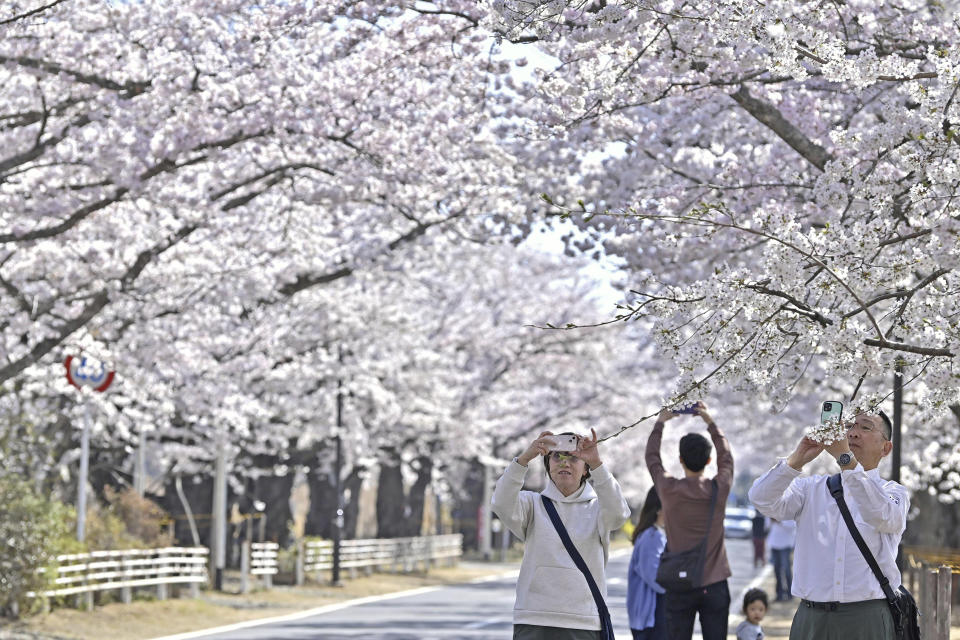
[159,473,214,546]
[376,460,406,538]
[304,467,337,538]
[403,456,432,537]
[252,472,295,546]
[453,459,485,550]
[343,466,364,539]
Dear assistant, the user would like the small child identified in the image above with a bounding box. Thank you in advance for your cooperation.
[736,587,768,640]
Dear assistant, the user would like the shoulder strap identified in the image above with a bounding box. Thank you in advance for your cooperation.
[540,495,611,620]
[827,474,898,603]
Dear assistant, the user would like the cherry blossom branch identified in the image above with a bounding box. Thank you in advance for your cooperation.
[0,55,150,97]
[0,0,70,26]
[730,85,831,171]
[862,339,953,357]
[0,224,198,385]
[843,268,951,319]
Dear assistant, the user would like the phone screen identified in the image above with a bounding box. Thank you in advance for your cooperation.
[820,401,843,424]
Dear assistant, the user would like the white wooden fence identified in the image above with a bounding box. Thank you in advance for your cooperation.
[903,547,958,640]
[240,541,279,593]
[29,547,208,611]
[296,534,462,585]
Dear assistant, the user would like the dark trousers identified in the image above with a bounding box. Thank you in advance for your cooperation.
[752,537,765,567]
[665,580,730,640]
[631,592,667,639]
[771,547,793,600]
[513,624,601,639]
[789,598,894,639]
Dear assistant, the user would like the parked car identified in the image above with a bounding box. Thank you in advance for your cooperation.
[723,507,756,538]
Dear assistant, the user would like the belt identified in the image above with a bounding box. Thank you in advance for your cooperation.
[801,599,887,611]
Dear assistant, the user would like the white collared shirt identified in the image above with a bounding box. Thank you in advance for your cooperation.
[748,459,909,603]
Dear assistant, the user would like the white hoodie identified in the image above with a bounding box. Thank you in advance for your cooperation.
[492,459,631,630]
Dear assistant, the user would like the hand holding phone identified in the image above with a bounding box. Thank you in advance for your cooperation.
[544,434,578,451]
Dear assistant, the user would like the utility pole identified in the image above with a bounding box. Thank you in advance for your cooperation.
[211,441,227,591]
[892,359,904,483]
[331,348,344,587]
[64,355,115,543]
[77,402,92,542]
[135,428,147,497]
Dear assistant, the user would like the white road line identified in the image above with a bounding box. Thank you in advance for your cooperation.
[147,585,443,640]
[467,569,521,584]
[462,616,511,629]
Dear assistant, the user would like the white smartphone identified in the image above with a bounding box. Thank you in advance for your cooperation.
[546,434,578,451]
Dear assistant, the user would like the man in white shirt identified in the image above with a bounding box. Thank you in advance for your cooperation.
[767,518,796,602]
[748,411,909,640]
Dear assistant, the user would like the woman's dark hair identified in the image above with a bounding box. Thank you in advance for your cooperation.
[542,432,590,485]
[630,486,662,544]
[742,587,768,612]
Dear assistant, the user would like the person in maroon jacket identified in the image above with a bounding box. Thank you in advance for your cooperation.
[645,402,734,640]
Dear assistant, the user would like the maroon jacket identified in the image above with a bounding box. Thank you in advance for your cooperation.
[645,421,734,587]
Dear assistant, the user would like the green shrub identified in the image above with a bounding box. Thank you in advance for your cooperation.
[0,473,77,618]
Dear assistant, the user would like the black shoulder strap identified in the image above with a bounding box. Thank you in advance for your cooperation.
[540,495,611,620]
[827,474,898,603]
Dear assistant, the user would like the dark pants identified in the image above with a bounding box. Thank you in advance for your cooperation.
[513,624,601,640]
[665,580,730,640]
[771,547,793,600]
[789,598,894,640]
[752,537,765,567]
[631,592,667,639]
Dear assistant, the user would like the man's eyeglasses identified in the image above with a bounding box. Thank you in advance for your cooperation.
[549,451,581,463]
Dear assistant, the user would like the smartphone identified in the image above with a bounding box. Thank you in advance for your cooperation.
[820,400,844,424]
[546,434,578,451]
[674,403,699,415]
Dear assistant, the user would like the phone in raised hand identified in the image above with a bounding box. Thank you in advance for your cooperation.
[545,434,578,451]
[674,403,699,415]
[820,400,843,424]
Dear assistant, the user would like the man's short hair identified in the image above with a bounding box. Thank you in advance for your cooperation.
[679,433,712,472]
[876,409,893,441]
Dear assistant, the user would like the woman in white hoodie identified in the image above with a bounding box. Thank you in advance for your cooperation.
[492,429,631,640]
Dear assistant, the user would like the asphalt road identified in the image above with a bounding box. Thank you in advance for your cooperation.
[166,538,764,640]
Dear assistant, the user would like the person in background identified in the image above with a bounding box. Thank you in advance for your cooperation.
[767,518,797,601]
[492,429,630,640]
[751,511,768,568]
[644,401,734,640]
[736,588,768,640]
[627,486,667,639]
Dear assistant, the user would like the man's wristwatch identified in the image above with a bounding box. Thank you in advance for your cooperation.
[836,452,853,466]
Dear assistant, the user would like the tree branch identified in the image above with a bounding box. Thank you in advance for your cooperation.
[862,339,953,358]
[731,85,832,171]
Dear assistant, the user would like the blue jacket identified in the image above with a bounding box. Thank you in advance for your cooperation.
[627,525,666,630]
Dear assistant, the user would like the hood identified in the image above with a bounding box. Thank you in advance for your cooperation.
[541,473,597,503]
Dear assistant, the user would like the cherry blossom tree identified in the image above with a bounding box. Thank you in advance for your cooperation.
[484,0,960,503]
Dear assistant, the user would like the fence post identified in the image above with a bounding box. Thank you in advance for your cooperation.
[937,565,952,640]
[120,554,132,604]
[296,540,305,586]
[922,566,937,639]
[241,541,250,594]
